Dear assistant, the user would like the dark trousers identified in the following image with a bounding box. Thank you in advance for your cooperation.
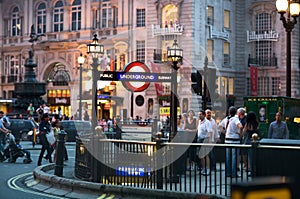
[38,134,52,165]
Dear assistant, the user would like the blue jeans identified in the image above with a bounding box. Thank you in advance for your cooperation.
[226,143,239,177]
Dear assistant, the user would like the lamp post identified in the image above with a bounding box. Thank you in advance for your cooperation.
[167,40,183,140]
[87,34,104,132]
[78,53,85,121]
[276,0,300,97]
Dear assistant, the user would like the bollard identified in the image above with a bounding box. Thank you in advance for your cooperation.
[54,130,67,177]
[251,133,259,178]
[155,132,164,189]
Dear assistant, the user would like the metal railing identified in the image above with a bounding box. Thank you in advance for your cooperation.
[75,137,260,197]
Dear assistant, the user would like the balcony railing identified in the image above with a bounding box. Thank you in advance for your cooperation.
[248,55,277,67]
[152,24,184,37]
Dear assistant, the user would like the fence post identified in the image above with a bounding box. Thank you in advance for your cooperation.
[155,132,164,189]
[54,130,67,177]
[251,133,259,177]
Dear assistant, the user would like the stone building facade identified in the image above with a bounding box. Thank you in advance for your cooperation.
[0,0,299,121]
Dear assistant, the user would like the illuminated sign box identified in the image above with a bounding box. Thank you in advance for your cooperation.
[231,177,294,199]
[115,166,151,177]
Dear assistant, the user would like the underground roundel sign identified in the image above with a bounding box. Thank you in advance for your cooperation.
[121,61,150,92]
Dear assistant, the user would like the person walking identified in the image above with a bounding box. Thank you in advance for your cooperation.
[37,113,53,166]
[219,106,243,178]
[268,112,289,139]
[27,103,35,116]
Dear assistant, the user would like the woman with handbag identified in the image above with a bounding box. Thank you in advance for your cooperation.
[37,113,52,166]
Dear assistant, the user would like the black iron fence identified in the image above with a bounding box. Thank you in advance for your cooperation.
[75,137,262,196]
[75,136,300,197]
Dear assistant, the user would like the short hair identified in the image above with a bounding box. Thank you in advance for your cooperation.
[237,108,246,115]
[0,111,4,114]
[199,110,205,115]
[229,106,237,117]
[205,109,212,114]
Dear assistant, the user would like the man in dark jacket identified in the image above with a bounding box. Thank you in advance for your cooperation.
[37,113,52,166]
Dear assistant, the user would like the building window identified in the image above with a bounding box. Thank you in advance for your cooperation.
[71,0,81,31]
[8,56,20,83]
[11,7,21,36]
[220,77,234,96]
[136,41,145,62]
[102,3,112,28]
[53,1,64,32]
[207,39,214,63]
[258,77,269,96]
[207,6,214,25]
[272,77,281,95]
[162,4,178,28]
[224,10,230,29]
[137,8,145,27]
[223,42,230,66]
[255,13,274,66]
[37,3,46,34]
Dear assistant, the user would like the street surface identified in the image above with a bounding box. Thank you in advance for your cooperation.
[0,142,75,199]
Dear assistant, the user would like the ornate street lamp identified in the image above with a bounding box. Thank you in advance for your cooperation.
[276,0,300,97]
[87,34,104,182]
[77,53,85,121]
[167,40,183,140]
[87,34,104,132]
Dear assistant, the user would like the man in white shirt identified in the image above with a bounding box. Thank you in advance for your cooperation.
[43,103,50,114]
[205,109,219,170]
[220,106,243,178]
[197,110,213,175]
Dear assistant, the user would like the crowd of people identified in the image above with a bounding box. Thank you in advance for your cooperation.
[176,106,289,178]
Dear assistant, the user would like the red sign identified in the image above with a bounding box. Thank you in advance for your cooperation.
[122,61,150,92]
[150,62,163,96]
[250,66,258,96]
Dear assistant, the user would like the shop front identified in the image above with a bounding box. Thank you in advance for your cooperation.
[47,89,71,117]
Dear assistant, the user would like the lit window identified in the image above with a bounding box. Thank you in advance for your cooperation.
[11,7,21,36]
[207,40,214,63]
[207,6,214,25]
[224,10,230,29]
[223,42,230,66]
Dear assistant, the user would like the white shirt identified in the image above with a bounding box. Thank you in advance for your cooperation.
[207,117,219,142]
[225,116,241,142]
[197,118,213,140]
[43,106,50,114]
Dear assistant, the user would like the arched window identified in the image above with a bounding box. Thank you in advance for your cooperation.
[11,7,21,36]
[161,4,179,61]
[53,1,64,32]
[48,65,70,86]
[71,0,81,31]
[162,4,178,29]
[255,13,273,66]
[37,3,46,34]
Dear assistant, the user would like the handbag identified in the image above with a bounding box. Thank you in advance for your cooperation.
[46,128,56,146]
